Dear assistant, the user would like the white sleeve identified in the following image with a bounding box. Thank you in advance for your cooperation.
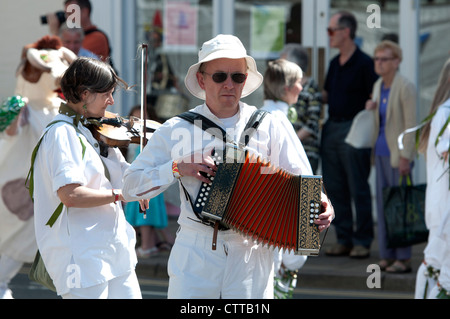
[122,123,177,201]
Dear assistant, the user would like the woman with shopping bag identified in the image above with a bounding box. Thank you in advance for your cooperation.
[365,41,417,273]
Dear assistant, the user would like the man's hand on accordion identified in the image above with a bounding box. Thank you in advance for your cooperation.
[174,149,218,184]
[317,193,334,232]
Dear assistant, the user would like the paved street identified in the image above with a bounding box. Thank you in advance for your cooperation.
[9,271,413,299]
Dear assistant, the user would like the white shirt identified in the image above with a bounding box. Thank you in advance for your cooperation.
[423,98,450,276]
[261,99,312,175]
[425,98,450,231]
[123,102,312,232]
[262,99,312,272]
[33,114,137,295]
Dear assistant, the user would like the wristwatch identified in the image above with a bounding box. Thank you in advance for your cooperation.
[112,189,120,204]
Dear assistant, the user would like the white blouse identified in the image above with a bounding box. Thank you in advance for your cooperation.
[33,113,137,295]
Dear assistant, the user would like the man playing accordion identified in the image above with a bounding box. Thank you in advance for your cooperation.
[123,34,334,299]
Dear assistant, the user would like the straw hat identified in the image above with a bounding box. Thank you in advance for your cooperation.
[184,34,263,100]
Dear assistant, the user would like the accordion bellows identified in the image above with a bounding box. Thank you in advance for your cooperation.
[194,147,322,256]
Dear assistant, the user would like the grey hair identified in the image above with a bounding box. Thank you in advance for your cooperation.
[264,59,303,101]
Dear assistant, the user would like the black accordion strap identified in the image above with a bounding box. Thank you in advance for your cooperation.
[176,111,229,144]
[239,109,268,148]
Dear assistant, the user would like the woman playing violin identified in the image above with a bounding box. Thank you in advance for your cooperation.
[32,57,146,299]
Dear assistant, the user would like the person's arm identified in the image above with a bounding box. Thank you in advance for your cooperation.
[57,184,121,208]
[122,121,179,201]
[175,149,217,184]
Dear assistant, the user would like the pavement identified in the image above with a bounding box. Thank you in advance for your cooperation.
[135,213,426,296]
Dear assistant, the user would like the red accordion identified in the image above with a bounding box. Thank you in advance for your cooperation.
[194,147,323,256]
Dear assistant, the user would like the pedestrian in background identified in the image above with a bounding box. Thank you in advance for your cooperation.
[124,105,172,258]
[321,11,378,258]
[281,44,322,174]
[261,58,313,298]
[365,40,417,273]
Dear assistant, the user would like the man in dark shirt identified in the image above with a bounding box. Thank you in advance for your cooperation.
[321,11,378,258]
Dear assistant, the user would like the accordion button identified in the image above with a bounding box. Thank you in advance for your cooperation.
[310,220,314,224]
[315,214,319,218]
[310,208,314,212]
[315,203,320,207]
[310,203,314,207]
[310,214,314,218]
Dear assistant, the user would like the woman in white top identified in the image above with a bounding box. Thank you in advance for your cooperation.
[32,57,145,299]
[261,59,314,298]
[415,58,450,298]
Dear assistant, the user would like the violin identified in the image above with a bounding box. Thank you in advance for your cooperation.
[89,111,161,148]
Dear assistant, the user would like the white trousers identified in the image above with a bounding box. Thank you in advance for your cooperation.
[61,270,142,299]
[0,255,23,286]
[167,225,274,299]
[415,262,438,299]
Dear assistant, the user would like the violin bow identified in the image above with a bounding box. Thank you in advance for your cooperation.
[140,43,149,218]
[140,43,149,152]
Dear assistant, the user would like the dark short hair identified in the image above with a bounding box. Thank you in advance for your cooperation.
[61,57,128,103]
[281,43,309,73]
[337,11,357,40]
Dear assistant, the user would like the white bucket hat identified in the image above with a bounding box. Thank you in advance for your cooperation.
[184,34,263,100]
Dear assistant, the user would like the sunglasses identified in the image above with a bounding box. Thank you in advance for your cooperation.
[202,72,247,84]
[373,57,396,63]
[327,26,346,36]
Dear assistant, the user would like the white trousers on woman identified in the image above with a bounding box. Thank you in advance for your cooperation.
[61,270,142,299]
[168,225,274,299]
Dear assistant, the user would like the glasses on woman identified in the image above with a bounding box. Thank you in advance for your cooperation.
[327,26,346,36]
[373,57,396,63]
[202,72,247,84]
